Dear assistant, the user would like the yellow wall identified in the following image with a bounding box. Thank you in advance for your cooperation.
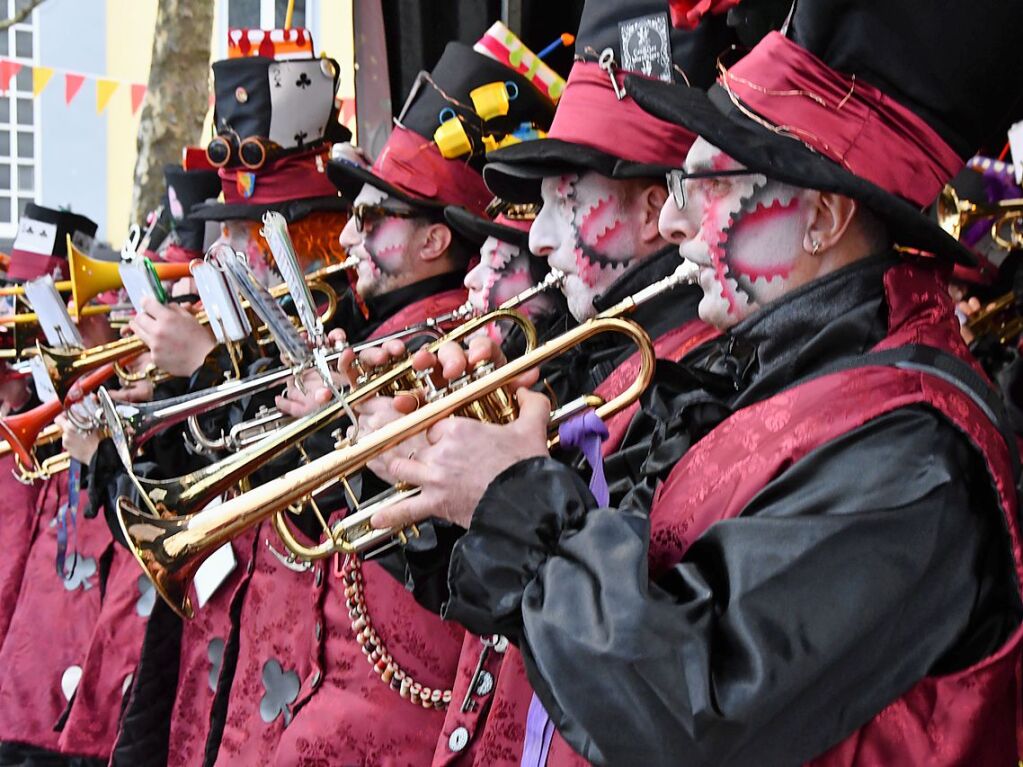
[104,0,158,247]
[319,0,356,135]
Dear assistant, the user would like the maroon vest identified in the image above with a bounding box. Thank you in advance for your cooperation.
[641,262,1023,765]
[218,288,469,766]
[0,476,108,751]
[0,454,43,647]
[431,318,717,767]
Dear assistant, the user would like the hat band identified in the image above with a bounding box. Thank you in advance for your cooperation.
[220,146,337,206]
[547,62,696,168]
[6,251,66,281]
[721,32,962,208]
[372,125,491,215]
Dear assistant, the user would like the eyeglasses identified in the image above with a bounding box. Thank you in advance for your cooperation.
[665,168,760,210]
[351,204,423,233]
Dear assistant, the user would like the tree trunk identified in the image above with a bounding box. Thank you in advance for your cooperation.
[130,0,214,226]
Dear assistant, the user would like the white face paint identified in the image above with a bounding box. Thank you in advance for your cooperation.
[659,137,813,330]
[338,184,424,299]
[530,172,646,321]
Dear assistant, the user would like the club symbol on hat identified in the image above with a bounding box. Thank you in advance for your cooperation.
[259,658,300,725]
[293,130,308,148]
[295,72,311,89]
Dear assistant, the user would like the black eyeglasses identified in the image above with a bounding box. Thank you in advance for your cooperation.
[352,203,423,233]
[665,168,759,210]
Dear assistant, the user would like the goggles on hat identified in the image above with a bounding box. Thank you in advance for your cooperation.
[206,132,281,171]
[665,168,760,210]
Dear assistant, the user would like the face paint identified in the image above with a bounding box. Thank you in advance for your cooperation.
[532,172,650,322]
[216,220,273,285]
[338,184,424,298]
[677,138,809,330]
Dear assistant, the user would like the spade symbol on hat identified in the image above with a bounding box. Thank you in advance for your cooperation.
[295,72,311,89]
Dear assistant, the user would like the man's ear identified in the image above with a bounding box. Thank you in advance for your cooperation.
[418,222,453,263]
[638,182,669,245]
[804,191,858,255]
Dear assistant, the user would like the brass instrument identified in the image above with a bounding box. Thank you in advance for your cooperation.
[937,184,1023,250]
[963,291,1023,347]
[117,261,697,618]
[0,238,192,320]
[28,264,343,400]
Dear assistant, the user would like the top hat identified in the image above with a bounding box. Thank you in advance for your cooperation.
[191,53,352,224]
[159,164,221,261]
[327,26,560,218]
[7,204,98,281]
[483,0,738,203]
[443,202,536,251]
[627,0,1023,264]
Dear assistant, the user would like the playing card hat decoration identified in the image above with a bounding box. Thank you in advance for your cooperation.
[483,0,738,203]
[191,53,352,224]
[7,204,98,282]
[159,163,221,262]
[627,0,1023,264]
[326,25,560,217]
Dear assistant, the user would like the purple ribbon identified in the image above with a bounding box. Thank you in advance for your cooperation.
[557,409,610,505]
[520,410,610,767]
[56,458,81,580]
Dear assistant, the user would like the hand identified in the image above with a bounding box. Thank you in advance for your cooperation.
[352,394,422,483]
[55,413,101,465]
[107,352,156,404]
[370,388,551,530]
[275,366,343,418]
[956,296,983,344]
[129,297,217,378]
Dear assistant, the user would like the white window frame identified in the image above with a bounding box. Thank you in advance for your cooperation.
[0,0,41,239]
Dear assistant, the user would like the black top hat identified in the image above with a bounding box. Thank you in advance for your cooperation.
[161,164,221,258]
[483,0,738,203]
[627,0,1023,264]
[192,54,352,224]
[444,203,536,250]
[327,35,558,216]
[8,204,97,281]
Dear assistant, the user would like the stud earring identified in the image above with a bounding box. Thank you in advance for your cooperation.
[811,239,821,255]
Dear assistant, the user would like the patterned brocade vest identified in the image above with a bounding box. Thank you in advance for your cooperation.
[641,262,1023,766]
[432,317,719,767]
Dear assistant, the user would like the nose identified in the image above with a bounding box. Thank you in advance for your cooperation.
[528,202,558,259]
[658,194,694,245]
[339,216,361,249]
[464,260,486,290]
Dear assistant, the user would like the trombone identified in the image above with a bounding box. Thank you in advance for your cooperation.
[116,261,697,618]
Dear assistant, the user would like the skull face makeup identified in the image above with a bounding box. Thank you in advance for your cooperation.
[531,172,651,321]
[338,184,426,299]
[661,138,813,330]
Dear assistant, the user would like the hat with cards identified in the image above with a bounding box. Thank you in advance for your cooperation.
[7,204,98,282]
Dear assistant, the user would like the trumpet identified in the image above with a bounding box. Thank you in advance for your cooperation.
[0,237,192,320]
[117,261,698,618]
[937,184,1023,250]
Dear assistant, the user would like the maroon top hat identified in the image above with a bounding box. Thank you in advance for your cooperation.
[628,0,1023,263]
[7,204,97,282]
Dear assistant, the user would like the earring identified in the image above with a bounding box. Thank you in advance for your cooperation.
[811,239,821,255]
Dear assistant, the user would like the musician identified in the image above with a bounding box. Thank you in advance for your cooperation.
[363,3,1023,764]
[212,36,561,766]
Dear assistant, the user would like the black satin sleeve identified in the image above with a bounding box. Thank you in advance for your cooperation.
[444,406,1020,766]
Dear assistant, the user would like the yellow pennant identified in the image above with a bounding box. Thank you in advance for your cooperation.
[32,66,53,97]
[95,78,118,114]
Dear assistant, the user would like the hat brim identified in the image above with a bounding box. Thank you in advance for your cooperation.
[483,139,672,203]
[326,159,447,213]
[443,206,530,249]
[626,76,976,265]
[189,195,349,224]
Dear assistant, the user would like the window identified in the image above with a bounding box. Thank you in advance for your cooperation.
[0,0,39,238]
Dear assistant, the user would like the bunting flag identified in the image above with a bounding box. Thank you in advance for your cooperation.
[0,60,22,93]
[130,83,146,115]
[64,73,85,105]
[31,66,53,97]
[96,78,117,114]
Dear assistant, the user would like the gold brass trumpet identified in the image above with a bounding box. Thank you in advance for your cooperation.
[117,262,697,618]
[937,184,1023,249]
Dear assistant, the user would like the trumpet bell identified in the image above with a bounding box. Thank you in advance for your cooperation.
[116,497,197,619]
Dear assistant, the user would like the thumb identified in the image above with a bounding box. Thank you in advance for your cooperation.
[515,387,551,429]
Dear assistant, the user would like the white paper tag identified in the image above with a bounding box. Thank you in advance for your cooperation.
[24,276,83,348]
[13,216,57,256]
[1008,120,1023,185]
[119,260,161,313]
[28,355,59,403]
[192,262,251,343]
[619,13,673,83]
[267,59,336,150]
[193,497,237,609]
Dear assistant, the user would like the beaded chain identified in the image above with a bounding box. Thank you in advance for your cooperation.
[342,556,454,710]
